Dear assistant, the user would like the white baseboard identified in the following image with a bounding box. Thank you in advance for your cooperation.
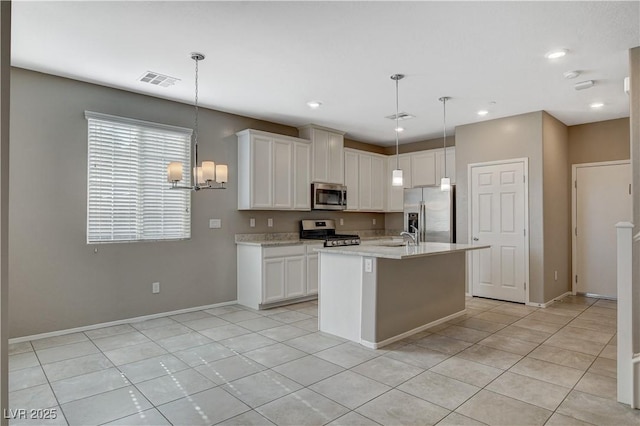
[360,309,467,349]
[9,300,238,344]
[526,291,572,308]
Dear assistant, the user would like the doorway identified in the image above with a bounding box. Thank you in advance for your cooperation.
[572,161,631,298]
[469,158,529,303]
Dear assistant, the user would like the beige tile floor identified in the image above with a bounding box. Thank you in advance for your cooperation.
[7,295,640,425]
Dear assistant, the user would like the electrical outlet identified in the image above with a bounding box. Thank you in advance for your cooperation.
[152,282,160,294]
[267,218,273,227]
[554,270,558,281]
[372,218,376,225]
[364,258,373,273]
[209,219,221,229]
[340,218,344,226]
[250,218,256,227]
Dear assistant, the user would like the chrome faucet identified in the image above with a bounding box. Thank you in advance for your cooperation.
[400,225,420,246]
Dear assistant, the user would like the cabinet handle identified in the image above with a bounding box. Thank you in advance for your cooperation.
[473,237,479,241]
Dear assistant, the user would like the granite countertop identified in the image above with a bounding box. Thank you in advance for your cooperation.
[314,242,490,260]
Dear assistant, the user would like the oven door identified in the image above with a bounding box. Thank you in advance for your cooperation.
[312,183,347,210]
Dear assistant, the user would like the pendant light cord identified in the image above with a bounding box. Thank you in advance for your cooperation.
[442,97,447,178]
[395,78,400,169]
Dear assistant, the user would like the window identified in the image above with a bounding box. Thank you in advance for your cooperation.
[86,111,192,243]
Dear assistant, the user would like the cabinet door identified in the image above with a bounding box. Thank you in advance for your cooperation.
[411,151,437,186]
[285,256,306,298]
[311,128,329,183]
[371,155,385,211]
[306,254,319,295]
[251,136,273,208]
[358,154,373,210]
[344,150,360,210]
[327,132,344,184]
[435,147,456,184]
[387,155,412,211]
[263,258,285,303]
[272,139,293,209]
[293,142,311,210]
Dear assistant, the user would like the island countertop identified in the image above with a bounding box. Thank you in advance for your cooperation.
[314,242,489,259]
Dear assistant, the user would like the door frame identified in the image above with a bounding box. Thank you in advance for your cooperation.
[571,160,630,296]
[467,157,530,304]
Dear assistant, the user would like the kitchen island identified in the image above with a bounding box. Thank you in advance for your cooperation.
[315,242,489,348]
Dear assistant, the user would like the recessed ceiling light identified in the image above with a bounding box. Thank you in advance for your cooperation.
[306,101,322,109]
[590,102,604,108]
[477,110,489,116]
[395,127,404,132]
[545,49,567,59]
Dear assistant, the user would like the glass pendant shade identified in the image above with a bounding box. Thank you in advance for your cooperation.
[392,169,404,187]
[215,164,228,183]
[167,161,183,182]
[195,166,205,185]
[440,177,451,192]
[201,161,215,181]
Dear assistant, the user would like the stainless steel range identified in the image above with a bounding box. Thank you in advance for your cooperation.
[300,219,361,247]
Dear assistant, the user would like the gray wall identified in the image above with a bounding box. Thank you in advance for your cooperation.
[1,1,10,422]
[568,118,630,165]
[9,68,385,338]
[630,46,640,354]
[542,112,570,301]
[455,112,545,303]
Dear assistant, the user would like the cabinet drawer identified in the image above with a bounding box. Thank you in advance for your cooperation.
[263,244,306,258]
[305,243,324,254]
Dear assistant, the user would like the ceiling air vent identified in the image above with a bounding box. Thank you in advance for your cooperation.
[139,71,180,87]
[385,112,415,121]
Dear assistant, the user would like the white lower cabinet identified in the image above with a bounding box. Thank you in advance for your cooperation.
[237,243,319,310]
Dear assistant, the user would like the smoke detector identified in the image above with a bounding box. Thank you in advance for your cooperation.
[385,112,415,121]
[139,71,180,87]
[574,80,595,91]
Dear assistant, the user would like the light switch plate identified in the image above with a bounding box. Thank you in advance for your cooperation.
[267,218,273,227]
[340,218,344,226]
[372,218,376,225]
[209,219,222,229]
[250,218,256,227]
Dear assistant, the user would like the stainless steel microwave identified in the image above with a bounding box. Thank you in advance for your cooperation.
[311,183,347,210]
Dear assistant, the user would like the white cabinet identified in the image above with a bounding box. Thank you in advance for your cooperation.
[298,125,345,184]
[306,244,321,295]
[237,244,318,310]
[387,154,412,212]
[344,150,359,210]
[237,129,311,210]
[344,148,386,212]
[411,150,437,187]
[435,147,456,184]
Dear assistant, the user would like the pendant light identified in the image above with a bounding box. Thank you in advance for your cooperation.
[439,96,451,192]
[391,74,405,187]
[167,52,227,191]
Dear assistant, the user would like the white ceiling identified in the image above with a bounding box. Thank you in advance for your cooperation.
[11,1,640,146]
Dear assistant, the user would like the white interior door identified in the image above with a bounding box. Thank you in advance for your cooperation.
[470,159,527,303]
[574,162,631,298]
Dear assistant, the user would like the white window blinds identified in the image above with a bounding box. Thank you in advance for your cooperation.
[86,111,192,243]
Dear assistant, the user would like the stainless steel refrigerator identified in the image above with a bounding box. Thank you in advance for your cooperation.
[403,186,456,243]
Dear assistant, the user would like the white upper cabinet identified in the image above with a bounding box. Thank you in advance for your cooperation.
[237,129,311,210]
[298,125,345,184]
[411,150,437,187]
[344,148,386,212]
[387,154,412,212]
[435,146,456,184]
[344,150,359,211]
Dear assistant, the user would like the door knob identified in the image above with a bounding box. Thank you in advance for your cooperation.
[473,237,479,241]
